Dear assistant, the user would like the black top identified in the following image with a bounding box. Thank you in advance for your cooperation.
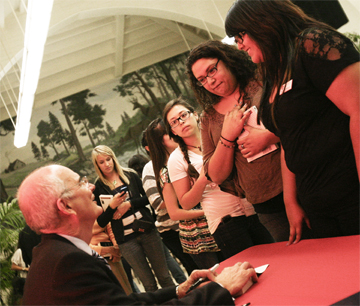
[94,170,153,244]
[262,28,359,212]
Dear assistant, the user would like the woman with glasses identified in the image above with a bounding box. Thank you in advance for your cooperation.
[186,40,293,243]
[225,0,359,244]
[144,118,207,268]
[91,145,174,292]
[163,97,273,260]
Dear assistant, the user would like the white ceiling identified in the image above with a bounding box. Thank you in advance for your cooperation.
[0,0,233,121]
[1,0,359,124]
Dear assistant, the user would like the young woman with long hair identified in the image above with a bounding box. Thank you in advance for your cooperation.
[144,118,217,268]
[142,121,199,275]
[163,97,274,260]
[225,0,359,244]
[91,145,174,292]
[186,40,292,242]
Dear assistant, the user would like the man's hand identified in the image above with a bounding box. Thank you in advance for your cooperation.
[177,261,257,298]
[176,269,214,298]
[215,262,257,297]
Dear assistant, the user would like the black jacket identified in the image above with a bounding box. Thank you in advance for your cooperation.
[23,234,234,305]
[94,170,153,243]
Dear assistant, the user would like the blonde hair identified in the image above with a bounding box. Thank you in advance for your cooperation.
[91,145,135,189]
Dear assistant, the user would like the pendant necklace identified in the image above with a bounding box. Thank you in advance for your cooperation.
[187,144,202,152]
[113,180,117,187]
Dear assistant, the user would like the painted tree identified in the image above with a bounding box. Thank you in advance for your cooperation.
[31,142,42,161]
[113,70,162,115]
[48,111,70,156]
[41,145,49,160]
[63,129,75,152]
[106,122,115,137]
[114,73,151,104]
[37,120,60,159]
[157,60,182,97]
[51,95,87,162]
[169,53,192,97]
[87,104,107,143]
[0,117,15,137]
[66,90,97,148]
[151,65,172,100]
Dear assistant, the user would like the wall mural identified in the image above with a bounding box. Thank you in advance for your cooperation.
[0,51,197,201]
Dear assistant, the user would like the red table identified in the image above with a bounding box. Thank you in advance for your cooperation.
[216,235,360,306]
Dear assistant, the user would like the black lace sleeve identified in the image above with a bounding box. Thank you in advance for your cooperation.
[298,28,350,60]
[296,28,359,93]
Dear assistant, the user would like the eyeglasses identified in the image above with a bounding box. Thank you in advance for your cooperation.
[169,111,191,129]
[196,59,220,86]
[60,176,89,198]
[235,31,246,45]
[78,176,89,189]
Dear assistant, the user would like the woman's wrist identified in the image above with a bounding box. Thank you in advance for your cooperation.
[220,134,237,143]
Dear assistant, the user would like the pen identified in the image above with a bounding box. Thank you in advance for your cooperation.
[186,263,219,293]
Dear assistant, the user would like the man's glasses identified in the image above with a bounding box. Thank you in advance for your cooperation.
[78,176,89,189]
[196,59,220,86]
[169,111,191,129]
[60,176,89,198]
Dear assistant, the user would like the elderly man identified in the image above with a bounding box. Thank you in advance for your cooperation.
[18,165,257,305]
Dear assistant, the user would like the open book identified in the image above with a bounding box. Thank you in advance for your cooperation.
[238,106,279,163]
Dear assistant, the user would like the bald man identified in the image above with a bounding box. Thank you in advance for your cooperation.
[18,165,257,305]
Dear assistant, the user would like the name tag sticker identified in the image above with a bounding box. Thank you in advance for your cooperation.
[279,79,293,95]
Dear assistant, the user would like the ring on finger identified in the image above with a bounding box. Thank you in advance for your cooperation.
[241,144,245,149]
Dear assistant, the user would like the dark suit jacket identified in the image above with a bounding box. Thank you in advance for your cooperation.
[23,234,234,305]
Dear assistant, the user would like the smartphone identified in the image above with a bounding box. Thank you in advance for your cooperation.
[119,185,128,193]
[99,194,113,210]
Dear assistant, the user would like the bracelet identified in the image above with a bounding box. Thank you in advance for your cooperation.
[219,139,236,149]
[220,135,236,143]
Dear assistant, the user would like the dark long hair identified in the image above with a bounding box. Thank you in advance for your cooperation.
[225,0,338,125]
[186,40,258,111]
[144,118,171,198]
[163,97,199,186]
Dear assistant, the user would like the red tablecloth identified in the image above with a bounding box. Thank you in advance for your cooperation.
[216,235,360,306]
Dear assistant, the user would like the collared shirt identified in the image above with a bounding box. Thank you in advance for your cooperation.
[59,234,92,256]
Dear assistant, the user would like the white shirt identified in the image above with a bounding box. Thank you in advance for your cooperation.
[11,248,27,278]
[168,147,255,234]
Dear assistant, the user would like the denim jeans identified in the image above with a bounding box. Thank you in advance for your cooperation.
[163,244,187,284]
[119,229,174,292]
[121,258,140,293]
[213,214,275,260]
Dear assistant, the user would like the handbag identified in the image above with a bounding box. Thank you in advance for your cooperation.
[132,217,154,233]
[131,206,155,233]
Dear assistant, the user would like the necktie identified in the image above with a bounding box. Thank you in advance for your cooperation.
[91,250,111,270]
